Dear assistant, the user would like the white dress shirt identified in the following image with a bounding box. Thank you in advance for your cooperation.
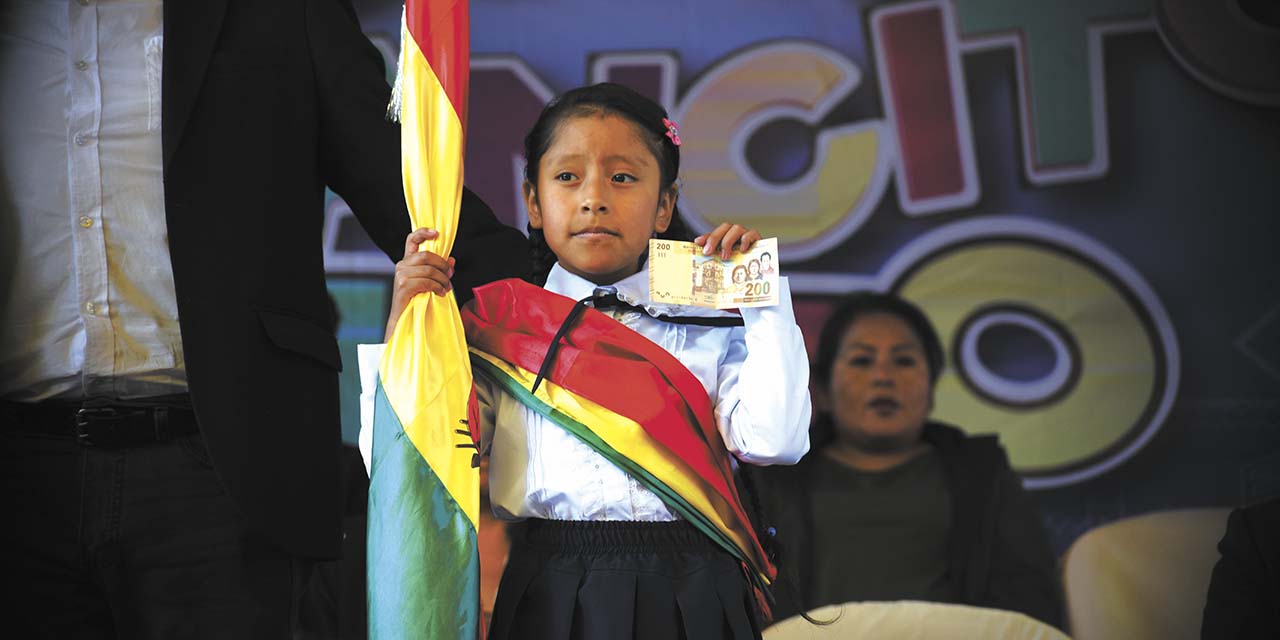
[0,0,185,401]
[358,263,811,522]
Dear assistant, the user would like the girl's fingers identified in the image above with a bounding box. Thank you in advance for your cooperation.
[400,248,452,273]
[402,227,440,258]
[718,224,748,259]
[395,264,453,295]
[697,223,762,258]
[700,223,732,255]
[396,273,452,297]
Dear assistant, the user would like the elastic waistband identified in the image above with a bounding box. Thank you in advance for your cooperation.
[516,518,718,553]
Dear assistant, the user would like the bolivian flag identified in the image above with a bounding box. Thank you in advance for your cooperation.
[369,1,478,638]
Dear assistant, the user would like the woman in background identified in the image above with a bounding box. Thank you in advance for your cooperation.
[750,292,1063,629]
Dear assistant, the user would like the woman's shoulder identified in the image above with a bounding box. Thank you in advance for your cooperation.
[923,421,1012,471]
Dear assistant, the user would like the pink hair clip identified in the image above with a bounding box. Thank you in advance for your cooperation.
[662,117,682,146]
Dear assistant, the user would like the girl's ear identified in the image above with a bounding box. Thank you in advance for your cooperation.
[523,181,543,229]
[653,187,676,234]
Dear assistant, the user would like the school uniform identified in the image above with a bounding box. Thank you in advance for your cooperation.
[359,262,811,639]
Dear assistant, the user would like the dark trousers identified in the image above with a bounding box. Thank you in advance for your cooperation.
[0,427,309,639]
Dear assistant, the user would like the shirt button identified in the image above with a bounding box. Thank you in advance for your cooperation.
[75,60,89,71]
[84,302,96,315]
[74,133,90,146]
[77,0,91,6]
[78,216,93,228]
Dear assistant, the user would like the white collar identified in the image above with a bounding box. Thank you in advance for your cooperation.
[544,262,738,319]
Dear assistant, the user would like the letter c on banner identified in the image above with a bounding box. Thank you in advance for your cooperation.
[672,42,893,261]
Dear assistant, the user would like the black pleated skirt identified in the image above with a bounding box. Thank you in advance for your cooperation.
[487,519,762,640]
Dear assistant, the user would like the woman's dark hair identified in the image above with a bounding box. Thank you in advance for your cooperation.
[809,291,945,449]
[522,83,694,285]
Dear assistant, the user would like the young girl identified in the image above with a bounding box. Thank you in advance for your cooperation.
[360,83,811,640]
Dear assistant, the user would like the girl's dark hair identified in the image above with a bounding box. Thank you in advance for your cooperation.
[809,291,945,449]
[523,83,694,285]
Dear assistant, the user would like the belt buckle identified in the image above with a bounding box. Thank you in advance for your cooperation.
[74,405,120,447]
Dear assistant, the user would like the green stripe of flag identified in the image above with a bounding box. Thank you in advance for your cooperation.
[369,377,479,639]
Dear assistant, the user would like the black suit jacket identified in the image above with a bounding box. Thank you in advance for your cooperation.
[161,0,526,559]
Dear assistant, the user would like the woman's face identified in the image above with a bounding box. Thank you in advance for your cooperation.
[732,267,746,283]
[748,260,760,277]
[823,312,933,453]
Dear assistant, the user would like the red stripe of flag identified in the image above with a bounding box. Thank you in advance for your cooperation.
[406,0,470,125]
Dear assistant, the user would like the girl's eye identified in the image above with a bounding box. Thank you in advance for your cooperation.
[555,172,575,182]
[611,173,636,183]
[895,356,918,368]
[848,356,873,368]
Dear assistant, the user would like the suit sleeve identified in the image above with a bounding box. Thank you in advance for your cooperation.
[305,0,410,262]
[305,0,527,293]
[451,188,530,305]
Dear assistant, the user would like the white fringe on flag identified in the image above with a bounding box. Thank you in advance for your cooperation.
[386,5,408,123]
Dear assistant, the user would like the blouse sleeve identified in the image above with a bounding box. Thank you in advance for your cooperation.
[713,276,812,465]
[356,343,386,477]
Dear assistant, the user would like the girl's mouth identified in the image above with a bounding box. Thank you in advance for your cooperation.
[573,227,619,238]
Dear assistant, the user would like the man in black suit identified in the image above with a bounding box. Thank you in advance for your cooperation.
[0,1,524,637]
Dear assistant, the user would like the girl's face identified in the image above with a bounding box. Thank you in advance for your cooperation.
[821,312,933,453]
[524,114,674,285]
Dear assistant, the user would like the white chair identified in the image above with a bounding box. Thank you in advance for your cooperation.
[764,600,1070,639]
[1060,508,1231,640]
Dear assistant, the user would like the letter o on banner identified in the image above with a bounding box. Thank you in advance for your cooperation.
[888,219,1180,489]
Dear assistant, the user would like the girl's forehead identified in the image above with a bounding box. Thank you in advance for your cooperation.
[546,114,654,159]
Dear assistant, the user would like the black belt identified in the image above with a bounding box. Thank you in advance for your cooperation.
[0,397,199,447]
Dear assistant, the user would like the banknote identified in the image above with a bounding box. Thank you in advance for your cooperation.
[648,238,779,309]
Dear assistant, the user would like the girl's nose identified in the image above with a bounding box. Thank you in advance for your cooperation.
[580,199,608,213]
[580,178,608,213]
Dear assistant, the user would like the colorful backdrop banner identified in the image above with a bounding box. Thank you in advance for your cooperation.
[324,0,1280,569]
[368,1,478,638]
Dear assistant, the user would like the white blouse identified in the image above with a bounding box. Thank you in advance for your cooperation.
[359,263,811,522]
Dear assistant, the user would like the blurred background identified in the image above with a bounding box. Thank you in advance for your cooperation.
[325,0,1279,577]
